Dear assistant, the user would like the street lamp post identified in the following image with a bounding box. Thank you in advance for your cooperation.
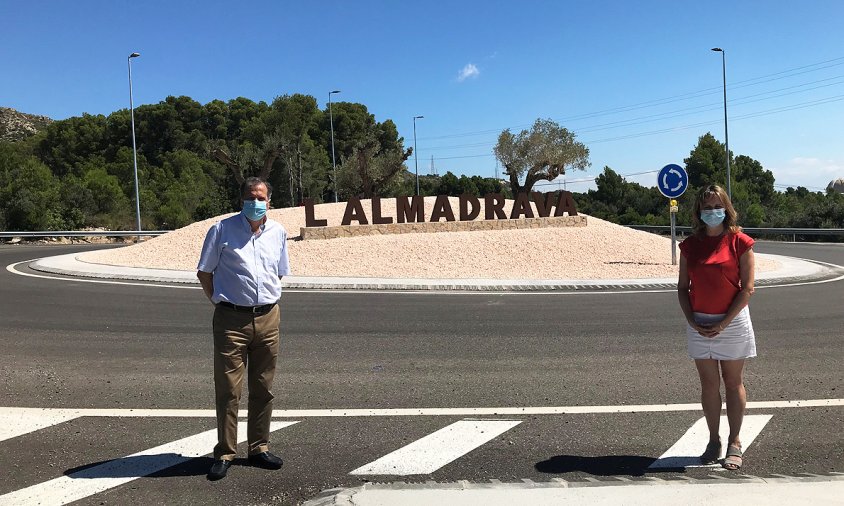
[413,115,424,196]
[128,52,142,234]
[328,90,341,202]
[711,47,731,199]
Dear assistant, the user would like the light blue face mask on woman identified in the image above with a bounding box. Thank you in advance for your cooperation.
[242,199,267,222]
[700,208,726,227]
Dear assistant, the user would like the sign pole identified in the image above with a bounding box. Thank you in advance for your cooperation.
[669,199,678,265]
[657,164,688,267]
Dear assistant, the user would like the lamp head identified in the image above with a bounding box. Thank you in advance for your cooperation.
[129,52,140,58]
[414,115,424,120]
[330,90,341,95]
[711,47,723,52]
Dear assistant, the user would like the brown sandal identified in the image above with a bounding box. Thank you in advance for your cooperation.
[699,440,722,464]
[723,444,743,470]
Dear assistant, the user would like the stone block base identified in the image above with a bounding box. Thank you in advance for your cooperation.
[301,215,586,240]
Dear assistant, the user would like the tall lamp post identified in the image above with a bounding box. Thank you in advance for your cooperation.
[128,52,142,233]
[711,47,731,199]
[413,115,424,196]
[328,90,341,202]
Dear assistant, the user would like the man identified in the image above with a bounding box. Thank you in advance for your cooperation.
[197,176,290,481]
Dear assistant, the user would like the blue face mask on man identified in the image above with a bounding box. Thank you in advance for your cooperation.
[242,199,267,222]
[700,208,726,227]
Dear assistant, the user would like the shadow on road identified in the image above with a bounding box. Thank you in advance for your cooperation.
[535,455,684,476]
[63,455,215,479]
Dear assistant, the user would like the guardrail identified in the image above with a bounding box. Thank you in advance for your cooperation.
[0,230,168,238]
[627,225,844,241]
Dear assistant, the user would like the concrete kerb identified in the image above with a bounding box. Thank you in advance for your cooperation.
[26,251,844,291]
[302,474,844,506]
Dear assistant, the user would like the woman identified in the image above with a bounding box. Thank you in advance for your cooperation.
[677,184,756,471]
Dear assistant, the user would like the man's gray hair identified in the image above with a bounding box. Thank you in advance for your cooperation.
[240,177,273,200]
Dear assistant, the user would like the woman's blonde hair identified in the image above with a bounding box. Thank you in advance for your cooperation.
[691,184,741,236]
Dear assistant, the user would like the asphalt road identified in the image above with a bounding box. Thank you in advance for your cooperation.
[0,241,842,505]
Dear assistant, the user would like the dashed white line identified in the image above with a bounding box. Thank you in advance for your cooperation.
[350,420,521,475]
[648,415,773,469]
[0,408,80,442]
[0,421,297,505]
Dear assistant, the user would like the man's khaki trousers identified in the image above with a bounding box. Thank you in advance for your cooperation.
[212,303,280,461]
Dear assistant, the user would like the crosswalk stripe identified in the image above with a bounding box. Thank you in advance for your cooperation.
[349,419,521,476]
[0,408,80,442]
[0,421,298,505]
[648,414,772,469]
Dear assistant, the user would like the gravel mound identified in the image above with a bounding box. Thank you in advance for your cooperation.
[80,197,777,279]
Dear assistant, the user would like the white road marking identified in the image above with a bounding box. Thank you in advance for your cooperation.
[7,259,673,294]
[752,257,844,289]
[0,399,841,419]
[349,419,521,475]
[0,421,297,505]
[5,259,199,290]
[0,408,80,442]
[648,415,772,469]
[8,257,843,294]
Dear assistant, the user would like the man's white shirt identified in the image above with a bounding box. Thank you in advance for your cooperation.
[197,213,291,306]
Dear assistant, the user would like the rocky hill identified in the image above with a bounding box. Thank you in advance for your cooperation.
[0,107,53,142]
[828,178,844,194]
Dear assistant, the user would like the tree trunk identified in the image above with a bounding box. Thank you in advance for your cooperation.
[212,148,245,184]
[288,155,295,206]
[296,145,304,205]
[522,170,542,194]
[360,150,373,199]
[521,163,559,194]
[259,148,279,181]
[507,166,526,195]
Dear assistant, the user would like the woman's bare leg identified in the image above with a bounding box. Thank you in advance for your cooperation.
[720,359,747,448]
[695,358,723,443]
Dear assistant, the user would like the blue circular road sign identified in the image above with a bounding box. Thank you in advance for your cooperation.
[657,164,688,198]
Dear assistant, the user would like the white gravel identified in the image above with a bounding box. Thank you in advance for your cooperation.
[80,197,778,279]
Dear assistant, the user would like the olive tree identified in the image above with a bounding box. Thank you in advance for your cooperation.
[494,118,590,195]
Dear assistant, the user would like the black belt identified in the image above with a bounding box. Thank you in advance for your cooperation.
[217,301,277,314]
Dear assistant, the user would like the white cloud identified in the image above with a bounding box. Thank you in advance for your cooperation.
[457,63,480,82]
[767,157,844,190]
[788,157,842,172]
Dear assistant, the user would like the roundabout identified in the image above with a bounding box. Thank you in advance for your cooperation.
[8,198,844,291]
[14,246,844,292]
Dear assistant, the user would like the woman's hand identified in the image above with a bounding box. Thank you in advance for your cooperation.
[693,324,716,338]
[696,320,727,338]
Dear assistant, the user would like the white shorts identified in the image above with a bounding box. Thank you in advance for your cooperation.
[686,306,757,360]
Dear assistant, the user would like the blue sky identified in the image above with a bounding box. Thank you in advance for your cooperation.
[3,0,843,193]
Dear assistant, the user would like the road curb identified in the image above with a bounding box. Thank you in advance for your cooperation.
[25,251,844,291]
[301,473,844,505]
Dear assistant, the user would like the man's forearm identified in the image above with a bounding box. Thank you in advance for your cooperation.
[197,271,214,301]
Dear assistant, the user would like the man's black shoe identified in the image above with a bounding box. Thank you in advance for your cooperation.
[248,451,283,470]
[207,459,232,480]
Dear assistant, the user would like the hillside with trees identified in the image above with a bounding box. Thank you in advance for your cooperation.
[0,97,842,236]
[577,133,844,236]
[0,107,53,142]
[0,96,422,230]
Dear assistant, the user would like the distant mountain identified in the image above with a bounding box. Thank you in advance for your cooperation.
[0,107,53,142]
